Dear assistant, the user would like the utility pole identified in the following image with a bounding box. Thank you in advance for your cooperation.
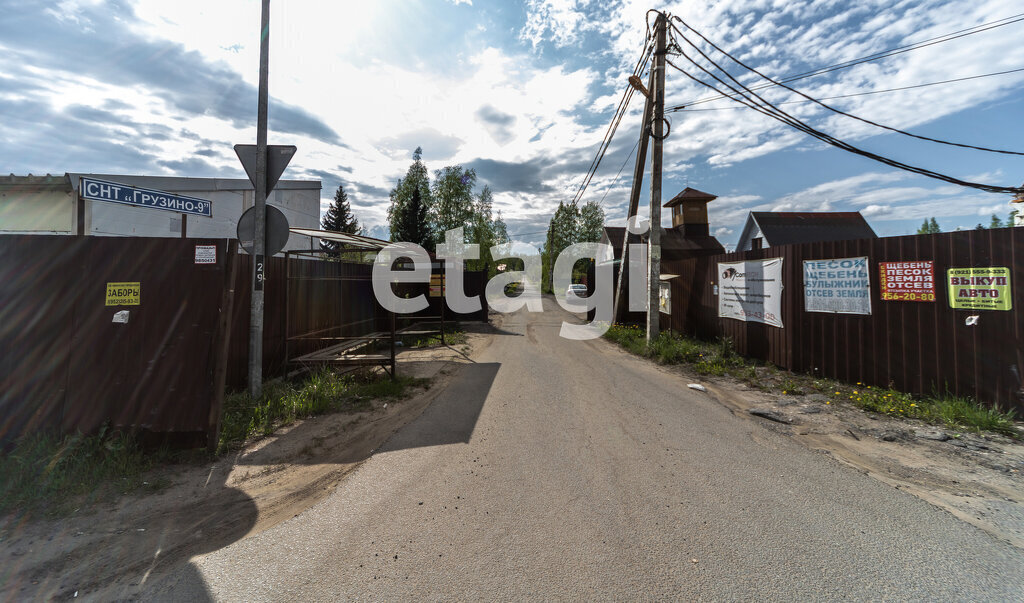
[646,12,666,343]
[249,0,270,399]
[613,56,656,323]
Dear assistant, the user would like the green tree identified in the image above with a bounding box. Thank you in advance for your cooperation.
[320,184,360,258]
[916,217,941,234]
[467,185,498,274]
[543,202,585,293]
[387,147,433,249]
[1010,209,1019,227]
[989,213,1004,229]
[577,201,605,242]
[431,165,477,244]
[395,186,430,250]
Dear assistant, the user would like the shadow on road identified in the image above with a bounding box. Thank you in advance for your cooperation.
[136,361,500,600]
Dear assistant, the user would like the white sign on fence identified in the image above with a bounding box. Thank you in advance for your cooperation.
[803,256,871,315]
[194,245,217,264]
[718,258,784,327]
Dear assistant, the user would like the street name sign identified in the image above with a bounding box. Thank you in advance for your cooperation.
[79,176,212,217]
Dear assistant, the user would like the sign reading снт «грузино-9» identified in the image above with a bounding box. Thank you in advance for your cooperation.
[718,258,784,327]
[79,176,212,217]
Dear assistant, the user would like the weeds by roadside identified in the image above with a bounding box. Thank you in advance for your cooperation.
[1,369,429,520]
[0,426,176,518]
[603,324,1019,438]
[218,370,428,452]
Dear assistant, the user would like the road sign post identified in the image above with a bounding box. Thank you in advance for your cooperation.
[248,0,271,400]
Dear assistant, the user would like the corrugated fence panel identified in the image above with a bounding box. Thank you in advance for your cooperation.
[662,229,1023,413]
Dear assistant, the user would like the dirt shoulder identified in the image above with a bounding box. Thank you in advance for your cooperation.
[668,365,1024,549]
[0,320,496,601]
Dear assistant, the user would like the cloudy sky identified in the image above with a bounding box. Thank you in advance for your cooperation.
[3,0,1023,250]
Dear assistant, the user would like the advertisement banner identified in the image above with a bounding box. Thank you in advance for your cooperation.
[879,261,934,302]
[718,258,784,327]
[803,256,871,315]
[947,267,1012,311]
[105,282,140,306]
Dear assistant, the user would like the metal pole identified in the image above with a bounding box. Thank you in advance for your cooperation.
[390,310,397,380]
[248,0,270,399]
[613,65,655,323]
[181,213,187,239]
[646,13,666,343]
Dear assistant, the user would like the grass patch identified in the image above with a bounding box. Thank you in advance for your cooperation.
[603,323,1019,438]
[1,370,427,519]
[0,427,176,518]
[218,369,428,452]
[605,324,745,376]
[832,384,1018,437]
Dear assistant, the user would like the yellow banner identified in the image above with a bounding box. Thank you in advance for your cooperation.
[947,267,1011,311]
[106,282,141,306]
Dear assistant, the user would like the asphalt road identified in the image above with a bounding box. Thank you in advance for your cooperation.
[148,299,1024,600]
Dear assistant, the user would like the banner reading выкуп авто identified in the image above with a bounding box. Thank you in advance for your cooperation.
[803,256,871,315]
[718,258,784,327]
[947,267,1012,311]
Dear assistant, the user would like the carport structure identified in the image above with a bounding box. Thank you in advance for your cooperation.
[284,228,447,379]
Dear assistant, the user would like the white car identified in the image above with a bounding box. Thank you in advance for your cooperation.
[566,283,588,298]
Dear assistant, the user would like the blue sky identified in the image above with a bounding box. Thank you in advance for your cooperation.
[2,0,1022,250]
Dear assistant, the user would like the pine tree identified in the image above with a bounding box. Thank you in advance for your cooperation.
[395,186,430,250]
[320,185,360,257]
[917,218,941,235]
[989,213,1003,229]
[387,147,433,249]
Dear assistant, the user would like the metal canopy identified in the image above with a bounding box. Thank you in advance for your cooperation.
[289,227,390,250]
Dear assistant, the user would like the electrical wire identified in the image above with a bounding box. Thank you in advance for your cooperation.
[669,12,1024,111]
[663,20,1023,194]
[667,68,1024,112]
[598,138,642,208]
[568,34,654,208]
[670,17,1024,156]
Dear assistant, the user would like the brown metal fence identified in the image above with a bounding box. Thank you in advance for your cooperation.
[0,235,226,446]
[662,227,1024,413]
[0,235,492,446]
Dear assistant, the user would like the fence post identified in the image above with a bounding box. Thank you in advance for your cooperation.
[208,239,240,452]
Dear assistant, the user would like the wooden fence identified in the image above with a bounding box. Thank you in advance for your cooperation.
[662,227,1024,413]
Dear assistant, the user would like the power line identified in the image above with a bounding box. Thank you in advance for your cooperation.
[669,12,1024,111]
[669,19,1024,157]
[667,68,1024,112]
[665,22,1023,194]
[568,35,654,208]
[598,138,641,207]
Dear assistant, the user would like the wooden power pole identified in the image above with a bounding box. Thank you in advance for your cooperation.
[613,55,656,323]
[646,13,667,343]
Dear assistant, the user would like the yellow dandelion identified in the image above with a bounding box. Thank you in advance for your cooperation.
[853,390,859,394]
[909,403,916,407]
[825,401,831,405]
